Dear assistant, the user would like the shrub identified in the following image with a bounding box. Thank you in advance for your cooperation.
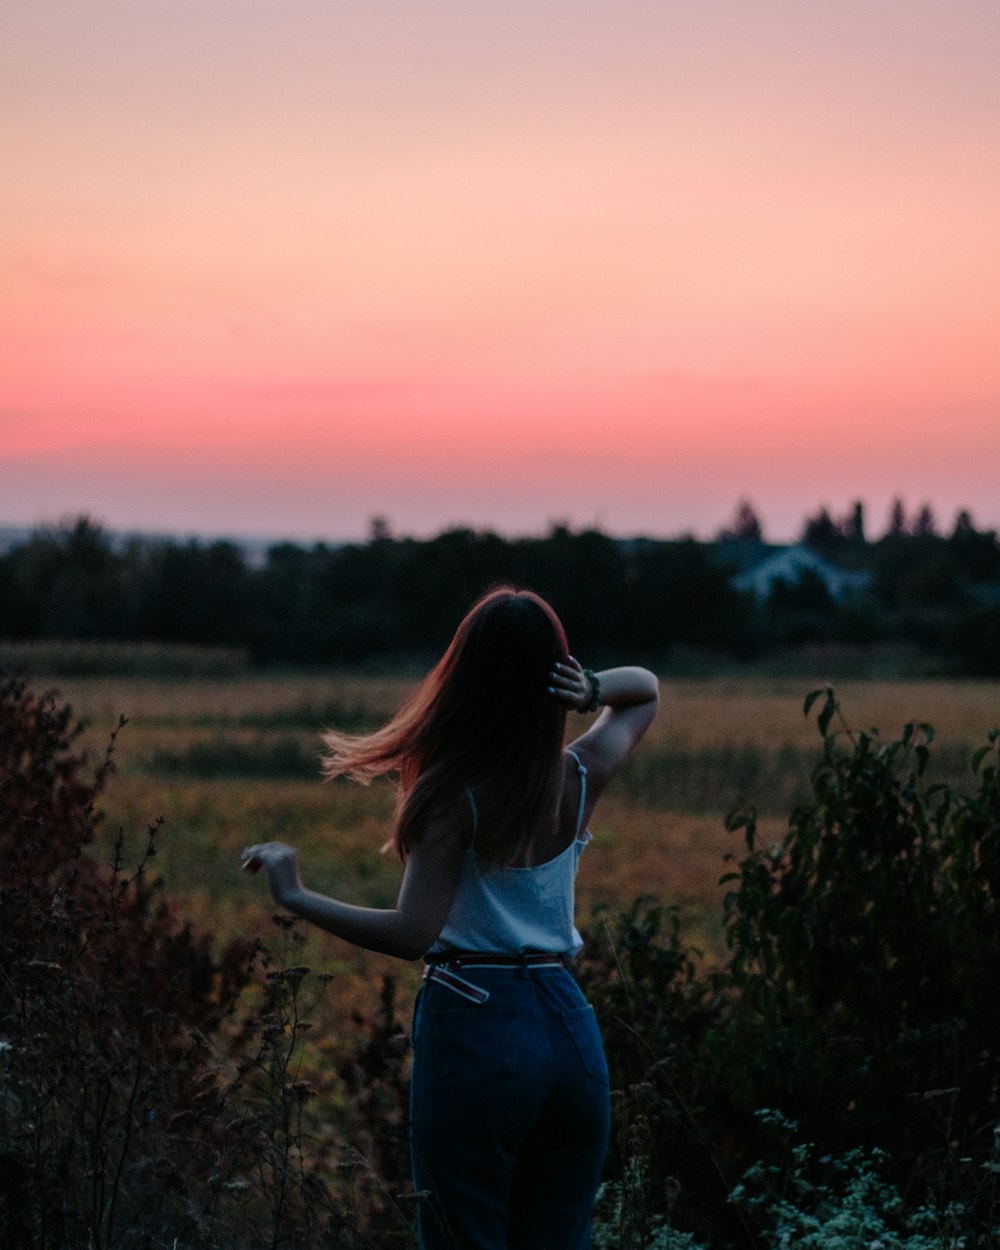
[718,689,1000,1180]
[0,674,245,1245]
[581,686,1000,1245]
[0,673,408,1248]
[577,899,741,1246]
[729,1109,995,1250]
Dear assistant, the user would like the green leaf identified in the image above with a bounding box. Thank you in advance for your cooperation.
[803,688,825,718]
[817,693,837,738]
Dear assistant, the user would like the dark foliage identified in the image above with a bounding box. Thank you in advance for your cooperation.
[0,675,249,1245]
[0,674,412,1249]
[579,689,1000,1245]
[719,690,1000,1181]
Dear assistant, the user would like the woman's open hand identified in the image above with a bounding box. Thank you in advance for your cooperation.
[241,841,302,906]
[547,656,593,712]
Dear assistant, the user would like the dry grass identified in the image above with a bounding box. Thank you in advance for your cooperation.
[658,676,1000,748]
[56,670,999,754]
[41,668,999,1015]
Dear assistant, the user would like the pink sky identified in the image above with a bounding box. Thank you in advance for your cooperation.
[3,1,999,542]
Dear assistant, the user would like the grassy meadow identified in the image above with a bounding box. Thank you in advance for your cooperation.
[22,654,997,1041]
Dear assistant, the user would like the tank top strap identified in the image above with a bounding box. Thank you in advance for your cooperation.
[565,749,588,839]
[464,785,478,842]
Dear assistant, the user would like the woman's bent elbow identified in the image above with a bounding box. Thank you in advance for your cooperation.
[394,939,430,961]
[390,922,442,961]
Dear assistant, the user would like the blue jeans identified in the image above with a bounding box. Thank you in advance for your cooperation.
[410,964,611,1249]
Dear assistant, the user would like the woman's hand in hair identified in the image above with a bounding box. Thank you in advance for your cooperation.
[241,841,303,907]
[547,656,593,711]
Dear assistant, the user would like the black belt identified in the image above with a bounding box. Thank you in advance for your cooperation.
[424,951,567,969]
[421,951,567,1003]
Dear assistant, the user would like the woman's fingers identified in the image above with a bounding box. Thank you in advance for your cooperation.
[242,841,294,865]
[548,660,587,706]
[548,663,574,691]
[241,842,281,871]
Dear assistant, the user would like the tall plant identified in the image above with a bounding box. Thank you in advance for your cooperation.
[581,686,1000,1244]
[718,687,1000,1176]
[0,674,405,1248]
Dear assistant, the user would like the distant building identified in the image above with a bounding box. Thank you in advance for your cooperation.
[731,544,871,602]
[0,527,32,554]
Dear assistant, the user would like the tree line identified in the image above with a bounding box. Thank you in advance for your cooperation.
[1,502,998,672]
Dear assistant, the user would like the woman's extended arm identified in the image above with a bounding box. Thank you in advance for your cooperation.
[241,813,464,961]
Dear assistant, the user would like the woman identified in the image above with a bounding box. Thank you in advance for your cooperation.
[242,587,659,1248]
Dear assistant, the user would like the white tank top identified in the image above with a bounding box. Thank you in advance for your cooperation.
[427,750,591,959]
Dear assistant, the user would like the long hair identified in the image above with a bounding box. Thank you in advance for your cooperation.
[321,587,569,861]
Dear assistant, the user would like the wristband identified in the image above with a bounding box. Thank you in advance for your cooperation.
[578,669,601,713]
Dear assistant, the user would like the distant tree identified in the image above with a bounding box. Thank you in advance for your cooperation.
[2,517,124,639]
[768,566,835,614]
[140,539,251,646]
[886,497,908,538]
[953,509,975,535]
[800,507,842,557]
[950,606,1000,675]
[844,500,866,546]
[948,512,1000,583]
[626,538,753,653]
[368,515,393,543]
[900,557,964,608]
[717,500,764,543]
[913,503,938,538]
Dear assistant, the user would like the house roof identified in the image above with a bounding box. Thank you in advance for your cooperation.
[732,544,871,600]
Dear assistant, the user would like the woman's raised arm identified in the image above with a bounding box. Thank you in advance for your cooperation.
[549,656,659,795]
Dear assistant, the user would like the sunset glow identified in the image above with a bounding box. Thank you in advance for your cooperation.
[3,1,999,541]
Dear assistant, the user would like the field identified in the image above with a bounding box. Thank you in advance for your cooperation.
[29,662,999,1031]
